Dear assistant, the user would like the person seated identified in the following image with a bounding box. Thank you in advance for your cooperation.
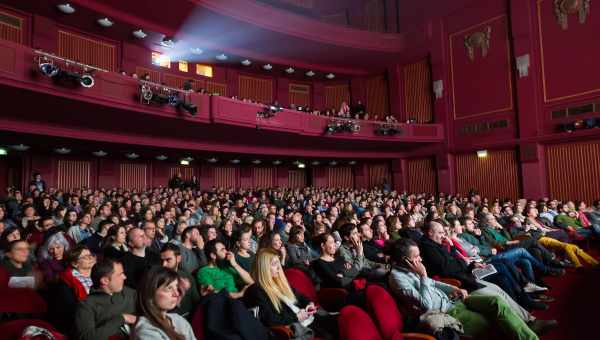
[311,233,359,289]
[523,207,569,242]
[358,222,386,263]
[74,258,137,340]
[132,266,196,340]
[1,239,40,288]
[196,239,254,299]
[388,238,557,339]
[259,232,287,267]
[173,226,207,274]
[286,225,316,269]
[235,225,256,274]
[248,248,337,340]
[399,214,423,242]
[102,224,129,260]
[160,243,200,319]
[85,219,114,255]
[67,213,93,244]
[38,231,70,284]
[121,227,160,288]
[555,203,595,239]
[338,223,388,281]
[48,245,96,332]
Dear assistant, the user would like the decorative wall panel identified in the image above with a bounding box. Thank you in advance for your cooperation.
[368,163,391,188]
[407,158,437,194]
[288,170,307,188]
[328,167,354,188]
[0,10,22,44]
[214,167,238,188]
[57,160,90,190]
[449,16,513,119]
[324,84,350,110]
[206,81,227,96]
[403,60,433,123]
[546,140,600,203]
[58,30,116,71]
[455,149,520,199]
[135,67,160,83]
[289,83,311,107]
[169,166,194,181]
[537,0,600,103]
[119,163,147,190]
[253,167,276,188]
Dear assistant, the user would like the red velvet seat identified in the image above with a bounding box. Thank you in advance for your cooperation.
[365,285,435,340]
[0,267,47,314]
[284,268,348,312]
[338,305,383,340]
[0,319,65,340]
[191,305,206,340]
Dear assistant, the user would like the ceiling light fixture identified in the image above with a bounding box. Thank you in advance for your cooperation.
[0,148,7,156]
[160,37,175,48]
[306,70,315,77]
[230,159,240,164]
[298,162,306,169]
[263,64,273,70]
[311,161,320,166]
[125,152,140,159]
[329,160,338,166]
[132,29,147,39]
[97,18,114,28]
[190,48,203,55]
[155,155,168,161]
[207,158,218,163]
[57,4,75,14]
[348,160,356,165]
[92,150,108,157]
[251,160,262,165]
[241,59,252,66]
[477,150,488,158]
[273,160,282,165]
[285,67,295,74]
[326,73,335,79]
[10,144,29,151]
[180,159,190,166]
[216,54,228,61]
[54,147,71,155]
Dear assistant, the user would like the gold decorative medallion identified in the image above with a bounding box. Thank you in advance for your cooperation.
[554,0,590,30]
[464,26,492,61]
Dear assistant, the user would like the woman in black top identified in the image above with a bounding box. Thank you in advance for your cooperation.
[310,233,358,289]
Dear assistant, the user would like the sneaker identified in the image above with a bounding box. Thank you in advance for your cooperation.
[528,319,558,336]
[560,260,576,268]
[524,282,549,293]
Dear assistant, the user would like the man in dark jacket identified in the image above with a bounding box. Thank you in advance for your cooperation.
[74,258,137,340]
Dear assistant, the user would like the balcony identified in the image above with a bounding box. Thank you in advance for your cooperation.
[0,40,443,158]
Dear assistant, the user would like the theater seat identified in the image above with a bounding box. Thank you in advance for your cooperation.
[0,319,65,340]
[284,268,348,312]
[338,305,383,340]
[191,305,206,340]
[0,267,47,315]
[365,285,435,340]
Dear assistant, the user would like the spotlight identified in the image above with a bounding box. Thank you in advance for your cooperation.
[40,63,59,77]
[39,62,95,88]
[477,150,488,158]
[257,104,283,118]
[80,74,95,88]
[298,162,306,169]
[0,148,7,156]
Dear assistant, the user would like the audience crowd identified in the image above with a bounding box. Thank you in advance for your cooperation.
[1,173,599,340]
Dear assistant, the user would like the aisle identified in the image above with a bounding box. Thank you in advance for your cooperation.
[533,259,599,339]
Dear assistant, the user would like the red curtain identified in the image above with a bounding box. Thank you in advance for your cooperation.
[407,158,437,194]
[214,167,238,188]
[403,59,433,123]
[239,75,273,103]
[546,141,600,203]
[120,163,147,190]
[312,167,328,187]
[253,167,275,188]
[57,160,90,190]
[58,30,116,71]
[455,150,520,200]
[324,84,350,110]
[368,163,390,188]
[366,75,389,117]
[169,167,194,181]
[288,170,306,188]
[328,167,353,188]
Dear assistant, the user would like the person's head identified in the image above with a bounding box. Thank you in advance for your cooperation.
[204,239,227,265]
[40,232,70,261]
[107,225,127,245]
[252,219,265,236]
[358,222,373,241]
[260,232,283,251]
[464,218,476,232]
[449,219,463,235]
[6,240,29,265]
[91,258,125,293]
[66,245,96,272]
[160,243,182,270]
[138,266,184,339]
[391,238,420,269]
[201,224,218,242]
[143,221,157,240]
[425,221,445,244]
[339,223,359,243]
[318,233,336,256]
[235,225,252,251]
[251,248,295,313]
[127,227,147,250]
[40,217,55,231]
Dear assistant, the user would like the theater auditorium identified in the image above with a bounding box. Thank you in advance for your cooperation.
[0,0,598,339]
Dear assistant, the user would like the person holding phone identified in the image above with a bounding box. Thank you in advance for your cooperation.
[248,248,336,339]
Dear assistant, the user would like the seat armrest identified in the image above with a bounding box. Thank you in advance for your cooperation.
[270,325,293,340]
[401,333,437,340]
[317,288,348,312]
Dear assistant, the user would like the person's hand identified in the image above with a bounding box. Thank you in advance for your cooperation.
[473,262,485,269]
[200,284,215,296]
[474,228,482,236]
[405,258,427,277]
[491,248,498,256]
[297,309,310,322]
[178,277,191,294]
[279,245,287,258]
[123,313,137,324]
[226,251,237,266]
[450,288,468,300]
[195,235,205,249]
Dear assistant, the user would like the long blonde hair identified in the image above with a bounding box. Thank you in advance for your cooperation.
[252,248,296,313]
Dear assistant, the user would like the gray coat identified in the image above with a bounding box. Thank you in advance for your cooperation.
[132,313,197,340]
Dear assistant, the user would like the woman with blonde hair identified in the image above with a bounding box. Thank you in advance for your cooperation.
[250,248,336,339]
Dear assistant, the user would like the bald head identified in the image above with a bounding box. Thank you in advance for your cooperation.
[426,221,445,245]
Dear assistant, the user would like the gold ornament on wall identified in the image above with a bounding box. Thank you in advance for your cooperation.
[554,0,590,30]
[464,26,492,61]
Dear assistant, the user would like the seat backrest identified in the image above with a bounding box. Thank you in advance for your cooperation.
[0,265,10,288]
[366,285,403,340]
[191,305,205,340]
[338,305,383,340]
[284,268,318,302]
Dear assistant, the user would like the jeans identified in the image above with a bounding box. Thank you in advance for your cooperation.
[491,247,548,282]
[448,295,538,340]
